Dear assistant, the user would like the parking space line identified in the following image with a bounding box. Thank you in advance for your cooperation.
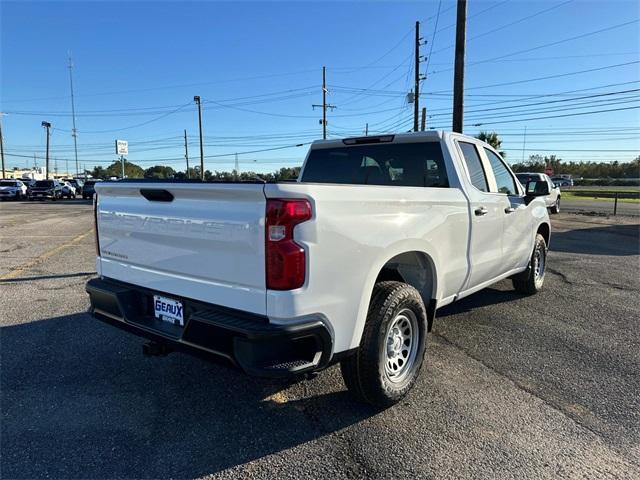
[0,229,94,281]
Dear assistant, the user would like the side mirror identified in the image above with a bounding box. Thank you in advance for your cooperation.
[526,180,550,197]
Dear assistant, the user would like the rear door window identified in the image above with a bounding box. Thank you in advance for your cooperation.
[458,142,489,192]
[301,142,449,187]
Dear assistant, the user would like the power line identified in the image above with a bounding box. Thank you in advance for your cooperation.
[2,70,321,104]
[461,61,640,91]
[429,0,575,56]
[427,1,508,34]
[334,64,639,97]
[427,52,640,66]
[430,18,640,74]
[423,0,443,76]
[6,88,318,117]
[424,82,640,112]
[59,102,193,134]
[460,105,640,127]
[428,89,640,118]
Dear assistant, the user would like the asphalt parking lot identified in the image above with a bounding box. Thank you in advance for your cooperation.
[1,200,639,479]
[562,197,639,216]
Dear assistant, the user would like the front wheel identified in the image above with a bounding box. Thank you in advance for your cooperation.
[512,233,547,294]
[340,281,428,407]
[550,197,560,214]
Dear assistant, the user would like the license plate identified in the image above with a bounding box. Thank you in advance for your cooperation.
[153,295,184,326]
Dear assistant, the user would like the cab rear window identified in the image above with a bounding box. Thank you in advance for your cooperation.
[301,142,449,187]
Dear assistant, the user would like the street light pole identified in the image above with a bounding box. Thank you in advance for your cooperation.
[68,54,80,178]
[194,96,204,180]
[0,113,6,179]
[41,121,52,180]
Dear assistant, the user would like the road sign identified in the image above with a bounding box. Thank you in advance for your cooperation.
[545,166,554,176]
[115,140,128,156]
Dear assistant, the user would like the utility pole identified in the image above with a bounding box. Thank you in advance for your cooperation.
[322,66,327,139]
[521,126,528,162]
[414,21,421,132]
[365,123,369,136]
[41,121,51,179]
[312,66,335,140]
[68,54,79,177]
[183,129,190,179]
[194,96,204,180]
[421,107,427,131]
[452,0,467,133]
[0,113,6,179]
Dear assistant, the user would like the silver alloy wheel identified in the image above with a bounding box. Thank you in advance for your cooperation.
[534,244,546,288]
[556,198,560,212]
[384,308,419,383]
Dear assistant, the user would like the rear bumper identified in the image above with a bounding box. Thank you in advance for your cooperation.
[86,277,333,378]
[29,191,55,198]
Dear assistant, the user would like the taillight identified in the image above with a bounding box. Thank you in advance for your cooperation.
[93,193,100,256]
[265,198,312,290]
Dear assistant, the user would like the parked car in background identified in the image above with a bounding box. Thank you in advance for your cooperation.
[67,178,84,195]
[20,178,36,192]
[551,176,574,188]
[517,173,561,214]
[0,179,28,200]
[60,181,77,199]
[28,180,63,200]
[82,180,98,199]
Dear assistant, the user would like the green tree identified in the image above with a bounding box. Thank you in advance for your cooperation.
[89,166,107,178]
[90,160,144,179]
[476,131,506,157]
[144,165,175,179]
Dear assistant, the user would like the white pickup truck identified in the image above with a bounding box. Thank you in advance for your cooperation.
[87,131,551,406]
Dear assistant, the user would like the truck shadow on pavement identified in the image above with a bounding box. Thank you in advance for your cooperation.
[550,223,640,256]
[1,313,377,479]
[437,286,522,317]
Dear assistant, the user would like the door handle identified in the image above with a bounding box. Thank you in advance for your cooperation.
[504,207,515,214]
[474,206,488,216]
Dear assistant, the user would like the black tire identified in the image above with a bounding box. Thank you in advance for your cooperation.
[340,281,428,407]
[512,233,547,294]
[550,197,560,214]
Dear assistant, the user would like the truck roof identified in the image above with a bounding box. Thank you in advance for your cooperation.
[309,130,478,149]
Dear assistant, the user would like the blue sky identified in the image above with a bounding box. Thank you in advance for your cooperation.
[1,0,639,174]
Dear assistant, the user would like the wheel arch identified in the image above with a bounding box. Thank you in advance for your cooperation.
[350,245,440,349]
[537,221,550,247]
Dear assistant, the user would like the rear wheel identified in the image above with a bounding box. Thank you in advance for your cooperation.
[340,281,428,407]
[513,234,547,294]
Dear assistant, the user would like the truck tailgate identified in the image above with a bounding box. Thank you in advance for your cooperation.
[95,182,267,315]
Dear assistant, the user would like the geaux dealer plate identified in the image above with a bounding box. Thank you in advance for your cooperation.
[153,295,184,326]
